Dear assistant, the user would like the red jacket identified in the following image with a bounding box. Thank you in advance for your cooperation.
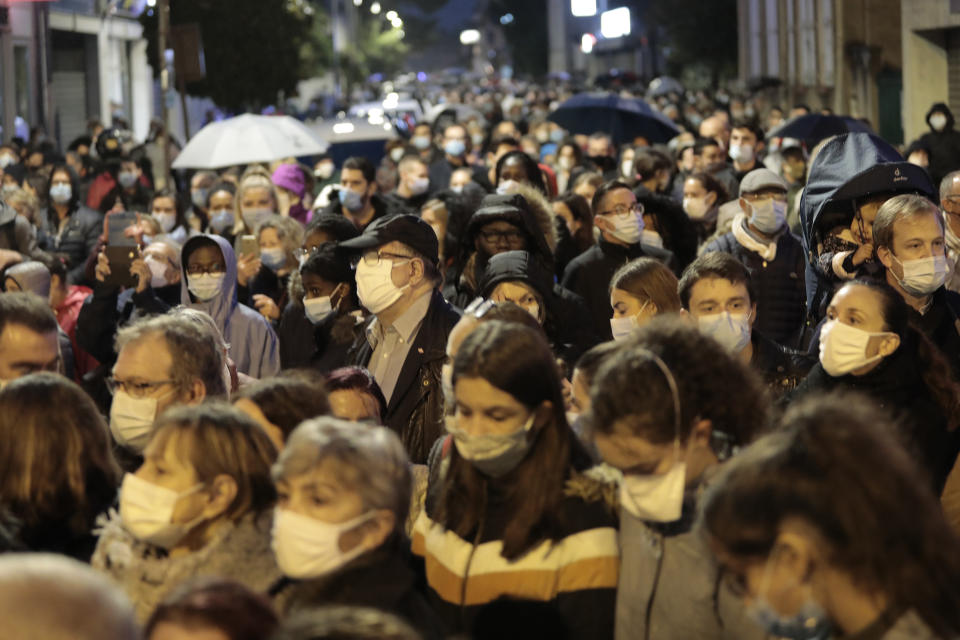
[56,285,99,380]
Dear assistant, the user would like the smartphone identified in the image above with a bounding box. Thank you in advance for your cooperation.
[236,235,260,257]
[107,211,138,247]
[103,245,139,289]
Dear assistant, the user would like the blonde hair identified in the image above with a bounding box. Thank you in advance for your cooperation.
[237,167,278,232]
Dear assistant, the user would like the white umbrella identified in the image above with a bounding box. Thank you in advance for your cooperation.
[172,114,329,169]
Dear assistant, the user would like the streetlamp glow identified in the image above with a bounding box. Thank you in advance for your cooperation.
[571,0,596,17]
[600,7,631,38]
[352,0,362,5]
[460,29,481,45]
[386,10,398,21]
[391,17,403,28]
[580,33,596,53]
[370,2,381,14]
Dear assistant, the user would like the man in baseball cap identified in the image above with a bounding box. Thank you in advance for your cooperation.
[701,168,807,346]
[339,214,460,463]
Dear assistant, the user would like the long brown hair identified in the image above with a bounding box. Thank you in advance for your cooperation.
[437,321,590,559]
[0,373,119,535]
[700,392,960,638]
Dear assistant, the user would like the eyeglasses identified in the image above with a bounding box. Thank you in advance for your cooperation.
[479,229,525,244]
[742,192,787,203]
[360,250,414,266]
[106,377,175,398]
[186,264,226,276]
[295,246,320,262]
[465,297,497,318]
[598,202,644,218]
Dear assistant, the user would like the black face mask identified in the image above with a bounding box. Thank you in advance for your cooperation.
[589,155,615,173]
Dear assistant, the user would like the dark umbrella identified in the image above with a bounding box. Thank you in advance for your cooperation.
[768,113,872,144]
[648,76,684,97]
[547,93,680,144]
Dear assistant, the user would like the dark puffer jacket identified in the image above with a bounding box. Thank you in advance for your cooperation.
[919,103,960,187]
[38,204,103,285]
[702,228,807,348]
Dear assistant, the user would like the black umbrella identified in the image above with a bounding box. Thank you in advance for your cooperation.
[767,113,872,144]
[547,93,680,145]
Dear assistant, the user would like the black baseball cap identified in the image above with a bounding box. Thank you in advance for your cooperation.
[338,214,439,265]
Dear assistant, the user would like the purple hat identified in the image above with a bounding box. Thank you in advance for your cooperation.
[271,164,306,199]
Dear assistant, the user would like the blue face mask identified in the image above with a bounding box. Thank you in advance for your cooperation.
[242,207,274,233]
[50,183,72,205]
[339,188,365,213]
[412,135,431,150]
[209,209,235,234]
[747,598,832,640]
[191,188,209,209]
[118,171,138,189]
[260,247,287,271]
[444,139,466,157]
[549,129,565,143]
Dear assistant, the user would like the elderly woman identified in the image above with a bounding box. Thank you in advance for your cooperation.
[245,215,304,322]
[92,403,280,623]
[269,417,442,639]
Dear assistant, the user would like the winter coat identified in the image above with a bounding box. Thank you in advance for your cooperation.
[562,239,677,341]
[55,284,99,380]
[0,199,37,255]
[633,184,699,271]
[38,203,103,285]
[348,289,460,463]
[918,103,960,187]
[909,286,960,378]
[317,193,391,231]
[180,235,280,378]
[702,222,807,347]
[272,538,443,640]
[277,304,359,373]
[92,510,282,623]
[750,331,815,396]
[850,609,940,640]
[790,337,960,493]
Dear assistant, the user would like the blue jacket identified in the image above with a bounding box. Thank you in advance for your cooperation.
[180,235,280,378]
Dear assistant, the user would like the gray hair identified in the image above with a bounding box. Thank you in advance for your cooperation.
[273,417,411,530]
[872,193,943,251]
[115,312,227,398]
[150,237,183,272]
[940,169,960,201]
[0,553,140,640]
[256,215,305,254]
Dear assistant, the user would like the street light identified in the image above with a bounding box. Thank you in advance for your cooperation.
[386,10,398,21]
[391,17,403,28]
[352,0,361,5]
[600,7,631,39]
[460,29,481,45]
[370,2,381,14]
[571,0,596,17]
[581,33,596,54]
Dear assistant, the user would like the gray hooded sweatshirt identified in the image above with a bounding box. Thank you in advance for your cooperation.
[180,234,280,378]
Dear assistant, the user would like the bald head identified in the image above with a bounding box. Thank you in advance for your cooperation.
[699,116,731,148]
[0,554,140,640]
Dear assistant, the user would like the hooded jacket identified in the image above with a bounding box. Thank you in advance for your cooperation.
[799,133,935,319]
[38,202,102,285]
[180,235,280,378]
[479,250,597,363]
[919,103,960,187]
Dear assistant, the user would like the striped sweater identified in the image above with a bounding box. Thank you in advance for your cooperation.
[411,475,620,639]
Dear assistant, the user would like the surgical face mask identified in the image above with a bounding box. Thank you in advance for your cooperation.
[304,294,334,324]
[683,196,710,220]
[818,319,892,377]
[188,273,225,302]
[698,311,751,353]
[260,247,287,272]
[119,474,206,549]
[496,179,522,195]
[558,156,574,171]
[118,171,138,189]
[50,183,72,205]
[408,176,429,196]
[339,188,366,213]
[471,133,486,147]
[550,129,565,143]
[535,130,550,144]
[620,455,687,523]
[109,390,161,452]
[892,254,948,296]
[389,147,405,163]
[448,414,536,477]
[748,198,787,235]
[272,508,374,579]
[355,257,408,314]
[209,209,235,234]
[931,113,948,132]
[0,154,15,169]
[604,211,645,245]
[746,563,832,640]
[451,185,464,194]
[191,188,209,209]
[728,144,754,164]
[641,229,664,249]
[610,301,650,341]
[145,255,170,288]
[314,163,335,180]
[154,211,177,233]
[444,139,466,157]
[621,160,634,178]
[1,184,17,197]
[242,207,274,232]
[411,135,431,150]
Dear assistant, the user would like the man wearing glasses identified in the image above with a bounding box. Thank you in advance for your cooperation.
[562,180,676,340]
[340,214,460,464]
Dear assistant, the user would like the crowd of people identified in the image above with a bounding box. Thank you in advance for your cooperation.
[0,82,958,640]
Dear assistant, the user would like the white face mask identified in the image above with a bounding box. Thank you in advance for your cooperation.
[260,247,287,272]
[609,301,649,341]
[109,390,160,452]
[683,195,710,220]
[621,160,634,178]
[496,180,522,195]
[389,147,405,163]
[145,256,170,289]
[355,258,408,314]
[315,163,335,180]
[931,113,948,132]
[747,198,787,235]
[641,229,664,249]
[242,207,274,232]
[408,176,429,196]
[728,144,755,165]
[892,254,948,297]
[304,294,334,324]
[188,273,225,302]
[620,449,687,523]
[818,319,893,377]
[604,211,645,245]
[558,156,574,171]
[119,473,206,549]
[272,508,375,579]
[697,311,751,353]
[447,414,536,477]
[154,211,177,233]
